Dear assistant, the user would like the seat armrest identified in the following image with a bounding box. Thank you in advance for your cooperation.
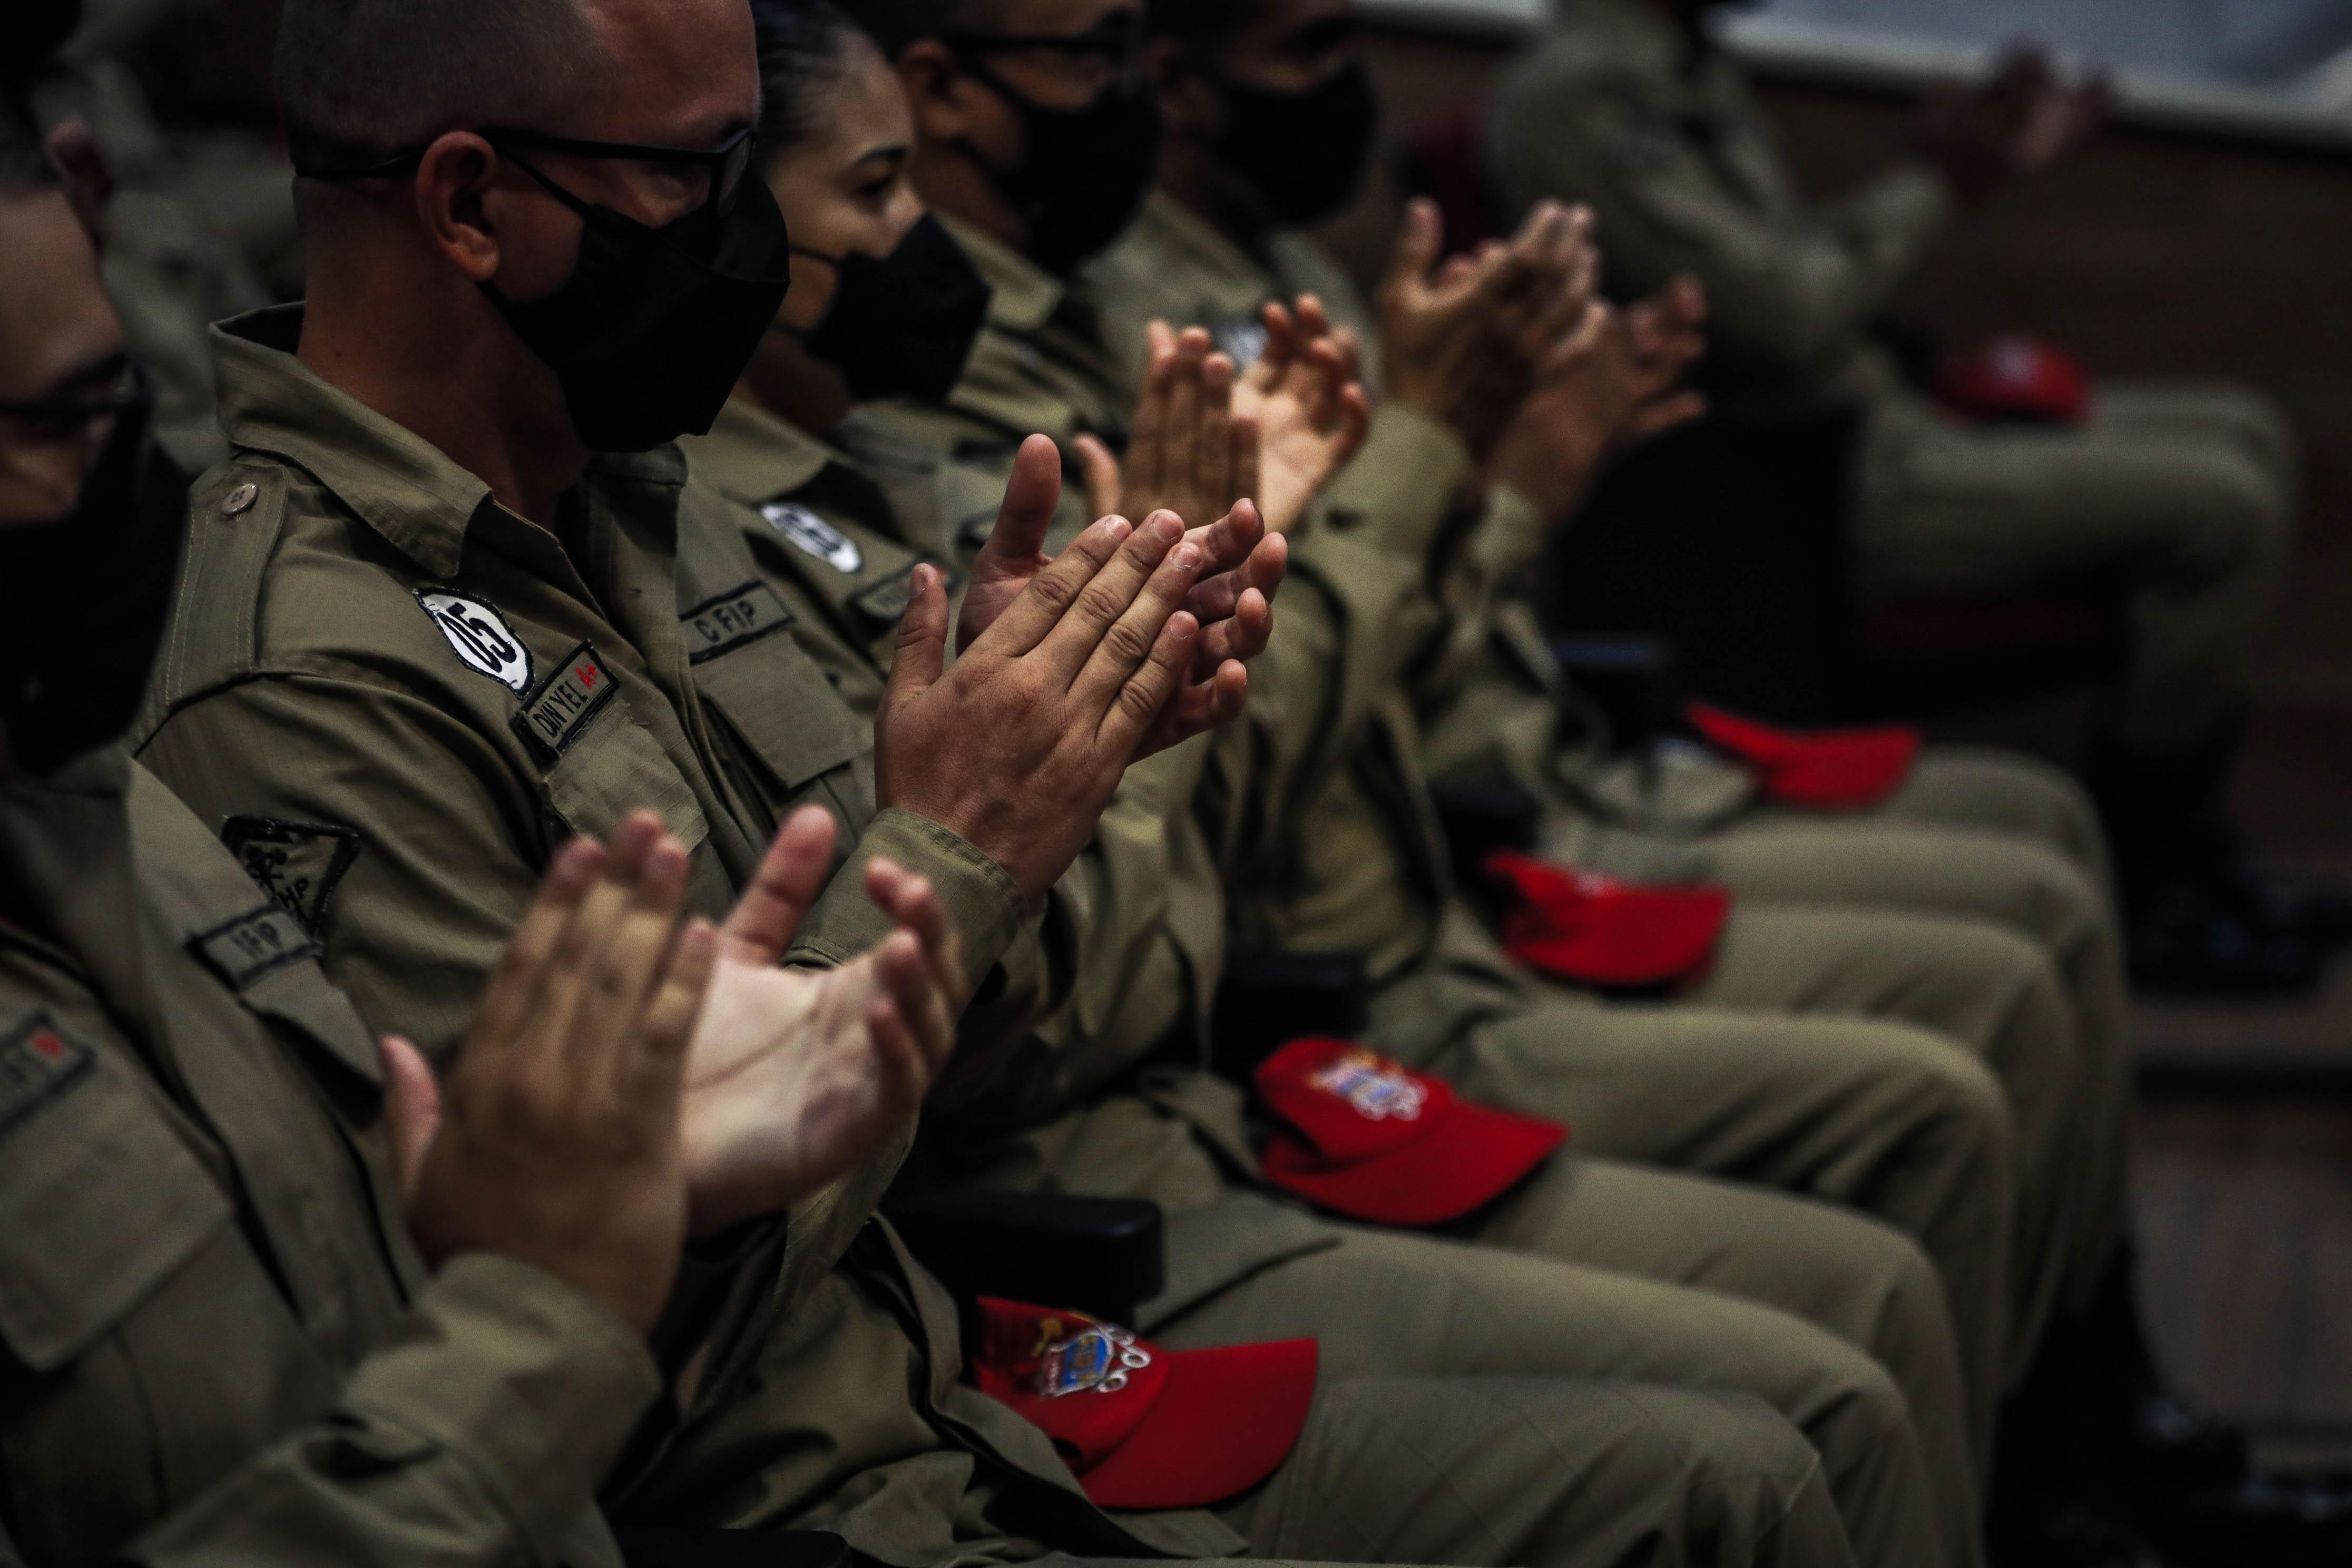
[1427,780,1543,900]
[1210,949,1371,1082]
[883,1189,1165,1326]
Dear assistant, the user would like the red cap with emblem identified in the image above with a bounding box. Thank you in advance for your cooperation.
[1483,852,1730,988]
[1935,332,2092,425]
[1252,1038,1566,1225]
[970,1298,1317,1508]
[1685,701,1921,810]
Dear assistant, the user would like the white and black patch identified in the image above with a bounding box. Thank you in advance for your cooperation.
[189,905,322,993]
[415,589,534,693]
[512,643,621,759]
[680,582,794,664]
[761,501,863,574]
[1208,311,1269,370]
[0,1014,95,1138]
[220,816,363,935]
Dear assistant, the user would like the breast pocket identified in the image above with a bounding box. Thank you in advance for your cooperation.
[0,1016,232,1375]
[689,587,870,797]
[541,709,714,856]
[0,1014,335,1564]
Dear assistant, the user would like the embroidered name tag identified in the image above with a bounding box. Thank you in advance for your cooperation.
[513,643,620,757]
[0,1015,95,1137]
[220,816,363,935]
[681,582,793,664]
[189,905,322,992]
[761,501,863,573]
[415,589,535,693]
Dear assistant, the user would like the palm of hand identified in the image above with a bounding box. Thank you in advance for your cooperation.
[679,953,906,1229]
[1235,364,1355,532]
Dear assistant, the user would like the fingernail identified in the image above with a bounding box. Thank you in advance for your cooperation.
[1173,544,1200,571]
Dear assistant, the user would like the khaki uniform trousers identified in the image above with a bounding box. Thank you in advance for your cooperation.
[1367,896,2094,1474]
[1537,750,2130,1324]
[1161,1183,1967,1568]
[632,1237,1859,1568]
[1854,379,2296,760]
[949,1065,1975,1568]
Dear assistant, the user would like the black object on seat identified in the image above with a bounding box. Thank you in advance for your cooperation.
[1540,391,1864,726]
[1427,780,1542,899]
[1550,635,1681,752]
[884,1188,1165,1326]
[1209,948,1371,1082]
[615,1528,848,1568]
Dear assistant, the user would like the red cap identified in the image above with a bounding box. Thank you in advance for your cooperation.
[1935,333,2092,425]
[1484,852,1729,988]
[970,1298,1317,1508]
[1686,701,1921,810]
[1252,1038,1566,1225]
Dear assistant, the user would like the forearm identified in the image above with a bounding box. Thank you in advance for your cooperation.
[125,1256,657,1568]
[1417,484,1556,717]
[787,806,1055,1055]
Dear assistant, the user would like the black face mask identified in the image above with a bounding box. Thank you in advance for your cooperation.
[789,214,991,402]
[1215,59,1379,228]
[955,61,1162,273]
[0,368,184,777]
[489,161,795,452]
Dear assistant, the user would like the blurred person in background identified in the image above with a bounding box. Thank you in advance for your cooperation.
[1489,0,2335,996]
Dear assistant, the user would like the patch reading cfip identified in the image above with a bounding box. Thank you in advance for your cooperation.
[513,643,621,759]
[680,582,793,664]
[189,905,322,992]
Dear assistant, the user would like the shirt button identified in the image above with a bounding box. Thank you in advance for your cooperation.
[220,483,258,517]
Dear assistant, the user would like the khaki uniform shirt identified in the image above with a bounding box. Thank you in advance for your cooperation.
[1085,191,1386,399]
[1488,0,1952,390]
[1071,192,1561,986]
[857,219,1128,544]
[122,310,1209,1562]
[1084,190,1739,856]
[850,211,1556,1207]
[0,749,654,1567]
[132,308,1038,1073]
[685,398,1343,1330]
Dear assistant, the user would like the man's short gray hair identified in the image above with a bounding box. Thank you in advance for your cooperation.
[275,0,605,165]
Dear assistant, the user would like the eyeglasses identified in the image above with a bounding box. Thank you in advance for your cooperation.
[303,125,756,221]
[0,356,147,440]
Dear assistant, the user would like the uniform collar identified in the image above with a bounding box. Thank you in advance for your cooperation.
[684,395,837,506]
[940,213,1065,334]
[209,306,692,582]
[1124,191,1273,307]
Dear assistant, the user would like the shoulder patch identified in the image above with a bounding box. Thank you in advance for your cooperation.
[681,581,795,664]
[188,905,322,993]
[0,1015,95,1138]
[415,589,534,693]
[512,643,620,759]
[219,816,363,935]
[761,501,863,574]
